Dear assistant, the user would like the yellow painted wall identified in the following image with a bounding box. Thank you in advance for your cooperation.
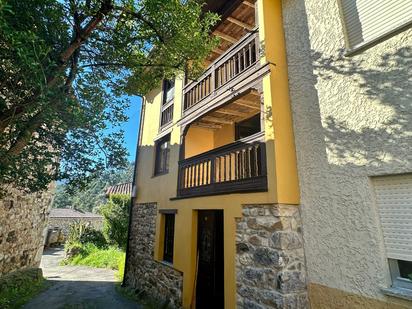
[133,1,300,307]
[258,0,300,204]
[214,123,235,148]
[184,126,214,158]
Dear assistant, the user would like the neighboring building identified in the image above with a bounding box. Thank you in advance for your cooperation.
[105,182,133,198]
[47,208,103,237]
[282,0,412,308]
[124,0,412,308]
[0,184,54,275]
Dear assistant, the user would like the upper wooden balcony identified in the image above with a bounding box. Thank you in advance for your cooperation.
[183,31,260,114]
[178,0,270,127]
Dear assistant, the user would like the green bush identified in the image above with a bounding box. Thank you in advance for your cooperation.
[79,228,107,248]
[100,194,130,249]
[66,220,107,249]
[66,220,90,244]
[0,268,47,308]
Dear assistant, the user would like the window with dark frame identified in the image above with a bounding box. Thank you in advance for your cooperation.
[154,134,170,175]
[235,113,261,140]
[162,79,175,105]
[163,214,175,263]
[160,79,175,127]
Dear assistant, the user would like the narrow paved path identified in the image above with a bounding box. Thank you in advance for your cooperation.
[24,247,141,309]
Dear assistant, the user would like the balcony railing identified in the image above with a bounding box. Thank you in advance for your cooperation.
[183,31,259,113]
[160,103,174,127]
[177,132,267,198]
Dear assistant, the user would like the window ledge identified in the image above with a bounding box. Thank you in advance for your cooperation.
[155,260,183,274]
[381,287,412,302]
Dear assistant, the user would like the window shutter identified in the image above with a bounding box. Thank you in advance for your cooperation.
[373,174,412,262]
[340,0,412,49]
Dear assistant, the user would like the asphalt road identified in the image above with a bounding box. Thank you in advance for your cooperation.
[24,247,141,309]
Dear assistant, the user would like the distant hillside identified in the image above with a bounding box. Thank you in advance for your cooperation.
[52,163,134,213]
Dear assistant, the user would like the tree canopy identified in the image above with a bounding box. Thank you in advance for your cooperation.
[0,0,218,194]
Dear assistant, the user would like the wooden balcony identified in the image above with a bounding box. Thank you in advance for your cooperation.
[182,31,261,116]
[176,132,267,198]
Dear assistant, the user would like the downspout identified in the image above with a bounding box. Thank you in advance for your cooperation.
[122,96,146,287]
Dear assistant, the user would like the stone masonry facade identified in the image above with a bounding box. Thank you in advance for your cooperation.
[236,204,308,308]
[125,202,183,308]
[0,185,54,275]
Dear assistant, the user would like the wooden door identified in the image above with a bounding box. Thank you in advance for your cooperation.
[196,210,224,309]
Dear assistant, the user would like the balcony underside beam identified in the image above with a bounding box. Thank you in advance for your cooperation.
[227,16,254,31]
[213,31,238,44]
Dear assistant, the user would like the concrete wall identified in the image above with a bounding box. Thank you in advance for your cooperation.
[281,0,412,307]
[0,185,54,275]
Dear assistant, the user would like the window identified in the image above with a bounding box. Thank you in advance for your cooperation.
[235,113,261,140]
[372,174,412,290]
[160,79,175,127]
[389,259,412,289]
[339,0,412,51]
[163,213,175,263]
[154,134,170,175]
[162,79,175,105]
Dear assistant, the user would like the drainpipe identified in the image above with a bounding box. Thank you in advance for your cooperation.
[122,96,145,287]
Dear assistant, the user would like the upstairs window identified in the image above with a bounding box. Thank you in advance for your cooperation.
[235,113,261,140]
[154,134,170,176]
[163,213,175,263]
[373,174,412,290]
[339,0,412,51]
[162,79,175,105]
[160,79,175,128]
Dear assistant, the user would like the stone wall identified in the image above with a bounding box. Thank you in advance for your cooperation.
[48,217,103,237]
[0,185,54,275]
[125,202,183,308]
[236,204,308,308]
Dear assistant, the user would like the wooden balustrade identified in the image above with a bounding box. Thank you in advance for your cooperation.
[177,132,267,198]
[160,103,174,127]
[183,31,259,112]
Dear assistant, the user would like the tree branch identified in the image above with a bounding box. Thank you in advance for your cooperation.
[114,6,165,44]
[0,0,114,133]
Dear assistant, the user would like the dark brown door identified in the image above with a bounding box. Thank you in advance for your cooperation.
[196,210,224,309]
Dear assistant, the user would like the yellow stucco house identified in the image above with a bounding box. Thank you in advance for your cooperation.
[124,0,412,308]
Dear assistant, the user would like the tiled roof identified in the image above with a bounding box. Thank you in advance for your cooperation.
[49,208,102,218]
[105,182,132,197]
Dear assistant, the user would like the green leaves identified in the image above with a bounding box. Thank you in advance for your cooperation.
[0,0,218,194]
[100,193,130,250]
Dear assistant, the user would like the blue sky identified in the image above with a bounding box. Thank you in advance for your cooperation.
[120,96,142,162]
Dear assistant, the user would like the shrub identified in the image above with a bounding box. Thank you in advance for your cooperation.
[64,241,85,259]
[100,194,130,249]
[66,220,107,249]
[79,229,107,248]
[66,220,90,244]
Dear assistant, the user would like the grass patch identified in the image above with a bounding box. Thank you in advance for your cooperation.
[63,243,125,275]
[0,268,50,308]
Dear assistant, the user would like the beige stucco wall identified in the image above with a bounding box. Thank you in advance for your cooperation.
[281,0,412,306]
